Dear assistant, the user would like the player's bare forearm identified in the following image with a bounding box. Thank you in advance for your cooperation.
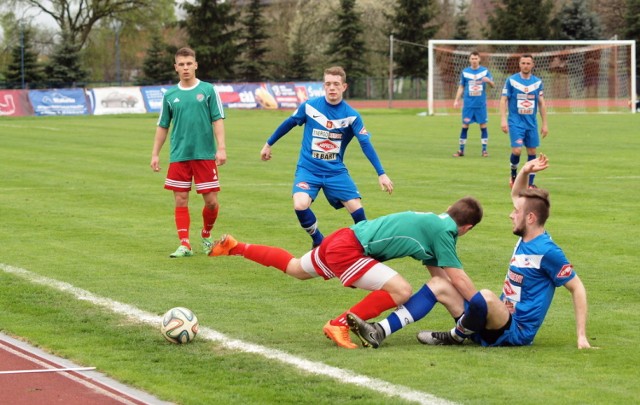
[151,127,169,172]
[213,119,227,165]
[565,276,593,349]
[539,97,549,137]
[444,267,477,301]
[499,97,509,133]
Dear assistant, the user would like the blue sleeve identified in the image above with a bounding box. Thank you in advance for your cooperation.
[542,246,576,287]
[358,136,385,176]
[266,117,298,146]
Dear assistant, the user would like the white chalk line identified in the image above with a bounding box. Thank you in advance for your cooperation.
[0,263,455,405]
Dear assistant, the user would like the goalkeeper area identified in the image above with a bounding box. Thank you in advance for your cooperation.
[428,40,637,115]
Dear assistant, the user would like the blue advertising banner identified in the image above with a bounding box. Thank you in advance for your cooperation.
[28,89,88,116]
[140,85,172,113]
[268,83,299,109]
[215,83,264,109]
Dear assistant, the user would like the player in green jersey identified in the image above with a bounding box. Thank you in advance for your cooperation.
[208,197,483,349]
[151,47,227,258]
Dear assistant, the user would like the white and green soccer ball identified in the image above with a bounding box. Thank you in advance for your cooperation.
[160,307,199,344]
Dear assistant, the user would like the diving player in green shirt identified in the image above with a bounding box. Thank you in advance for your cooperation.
[208,196,483,349]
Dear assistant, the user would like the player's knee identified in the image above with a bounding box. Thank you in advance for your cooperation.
[427,276,450,295]
[479,289,500,305]
[395,279,413,303]
[286,258,312,280]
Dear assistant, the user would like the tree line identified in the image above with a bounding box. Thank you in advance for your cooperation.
[1,0,639,91]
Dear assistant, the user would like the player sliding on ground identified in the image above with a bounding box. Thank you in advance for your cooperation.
[208,198,483,349]
[347,155,593,350]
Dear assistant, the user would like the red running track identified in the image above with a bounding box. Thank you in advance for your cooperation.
[0,333,170,405]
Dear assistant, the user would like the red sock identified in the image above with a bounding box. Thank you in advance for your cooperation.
[234,244,294,273]
[175,207,190,248]
[201,205,219,238]
[332,290,397,326]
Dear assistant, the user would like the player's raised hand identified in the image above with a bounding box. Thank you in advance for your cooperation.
[523,153,549,174]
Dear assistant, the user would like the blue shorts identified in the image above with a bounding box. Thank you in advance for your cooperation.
[292,167,361,210]
[462,106,488,125]
[509,125,540,148]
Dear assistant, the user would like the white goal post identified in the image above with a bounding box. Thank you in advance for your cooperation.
[428,40,637,115]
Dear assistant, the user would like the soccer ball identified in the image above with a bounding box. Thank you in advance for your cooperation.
[160,307,199,344]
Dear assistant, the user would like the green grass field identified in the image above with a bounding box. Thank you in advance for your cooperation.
[1,109,639,404]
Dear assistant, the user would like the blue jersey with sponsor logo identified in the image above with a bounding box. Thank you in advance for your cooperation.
[502,73,544,130]
[288,96,384,176]
[501,231,575,345]
[460,66,493,109]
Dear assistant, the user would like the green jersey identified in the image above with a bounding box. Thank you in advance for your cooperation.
[157,79,225,163]
[350,211,462,268]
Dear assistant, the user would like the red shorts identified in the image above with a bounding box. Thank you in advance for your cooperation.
[310,228,379,287]
[165,160,220,194]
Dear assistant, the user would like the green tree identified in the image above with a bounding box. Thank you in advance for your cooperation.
[486,0,554,40]
[325,0,367,80]
[237,0,270,81]
[5,26,44,88]
[42,31,89,87]
[551,0,602,40]
[453,1,470,40]
[286,21,313,81]
[180,0,239,81]
[17,0,156,49]
[137,32,177,85]
[389,0,439,78]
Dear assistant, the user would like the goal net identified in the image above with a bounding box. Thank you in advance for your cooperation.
[428,40,637,115]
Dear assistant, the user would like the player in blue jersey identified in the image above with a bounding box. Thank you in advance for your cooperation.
[260,66,394,248]
[151,47,227,258]
[500,54,548,188]
[347,154,592,349]
[452,51,495,157]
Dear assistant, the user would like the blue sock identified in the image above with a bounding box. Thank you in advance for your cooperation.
[350,207,366,224]
[481,128,488,151]
[459,128,468,152]
[527,154,537,185]
[383,285,437,336]
[510,154,520,178]
[454,291,488,340]
[295,208,323,245]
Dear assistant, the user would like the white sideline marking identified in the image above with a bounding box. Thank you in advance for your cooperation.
[0,367,96,374]
[1,263,455,405]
